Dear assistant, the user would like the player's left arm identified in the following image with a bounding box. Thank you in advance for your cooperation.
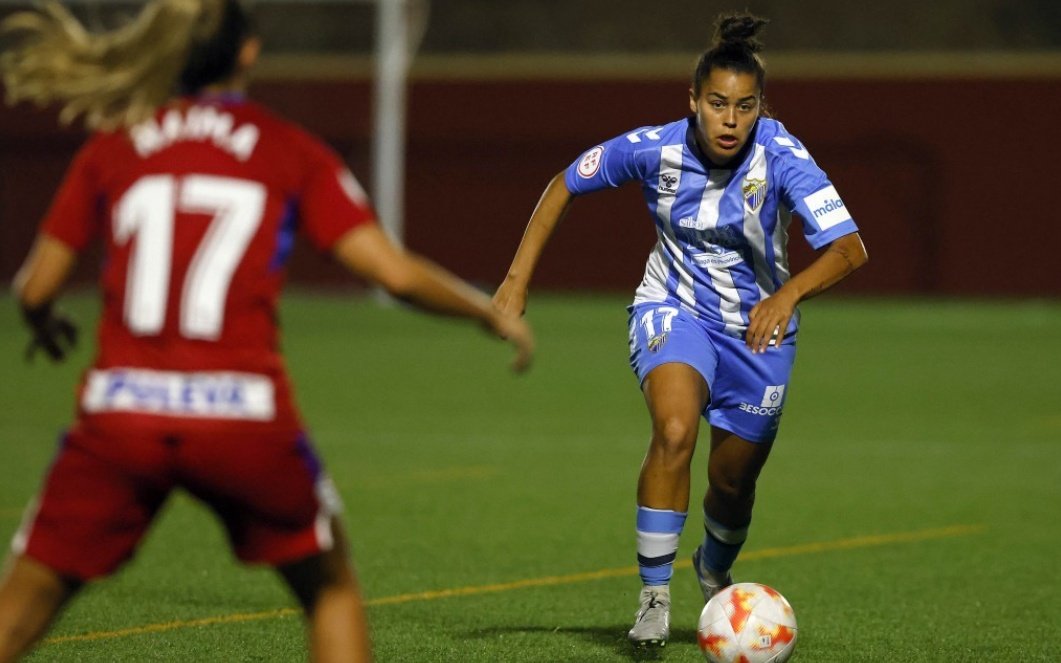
[746,231,867,353]
[13,234,80,361]
[332,224,534,373]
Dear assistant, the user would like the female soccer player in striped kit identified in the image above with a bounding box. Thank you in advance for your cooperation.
[0,1,533,661]
[494,13,867,648]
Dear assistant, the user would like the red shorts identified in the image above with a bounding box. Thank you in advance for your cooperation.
[13,416,342,581]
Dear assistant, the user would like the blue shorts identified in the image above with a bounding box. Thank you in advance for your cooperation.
[628,303,797,444]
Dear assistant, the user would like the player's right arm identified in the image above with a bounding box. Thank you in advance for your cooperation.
[13,235,80,361]
[14,235,77,308]
[493,172,574,318]
[11,138,102,362]
[332,225,534,373]
[494,129,647,317]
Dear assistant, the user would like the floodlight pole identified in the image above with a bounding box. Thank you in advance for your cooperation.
[372,0,409,246]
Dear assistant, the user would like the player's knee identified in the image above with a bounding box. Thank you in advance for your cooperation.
[708,470,756,506]
[278,548,354,613]
[651,417,698,459]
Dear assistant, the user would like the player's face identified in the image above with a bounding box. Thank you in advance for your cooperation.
[689,69,761,166]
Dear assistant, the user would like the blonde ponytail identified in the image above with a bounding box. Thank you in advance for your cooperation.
[1,0,225,129]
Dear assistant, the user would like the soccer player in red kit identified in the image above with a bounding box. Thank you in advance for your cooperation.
[0,1,533,661]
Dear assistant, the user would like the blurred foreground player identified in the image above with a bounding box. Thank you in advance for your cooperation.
[0,1,533,661]
[493,12,866,649]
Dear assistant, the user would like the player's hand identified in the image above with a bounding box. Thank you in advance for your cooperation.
[22,301,78,362]
[488,310,535,373]
[746,291,797,354]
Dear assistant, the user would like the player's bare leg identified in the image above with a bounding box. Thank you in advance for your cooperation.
[705,427,772,527]
[638,362,710,510]
[628,363,710,647]
[693,428,773,602]
[277,519,372,663]
[0,556,79,663]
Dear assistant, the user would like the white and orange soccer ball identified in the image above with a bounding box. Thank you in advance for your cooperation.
[697,582,798,663]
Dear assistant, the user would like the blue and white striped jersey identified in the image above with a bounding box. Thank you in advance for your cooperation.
[564,116,858,339]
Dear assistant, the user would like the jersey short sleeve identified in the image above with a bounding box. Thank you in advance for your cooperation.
[563,127,653,195]
[40,137,106,251]
[296,135,376,251]
[772,134,859,250]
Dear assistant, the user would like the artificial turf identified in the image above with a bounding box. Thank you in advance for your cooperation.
[1,292,1058,661]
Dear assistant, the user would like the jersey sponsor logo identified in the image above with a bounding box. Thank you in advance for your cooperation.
[130,106,260,162]
[82,368,276,420]
[577,146,604,178]
[658,173,679,194]
[678,216,708,230]
[691,226,744,267]
[803,185,852,230]
[760,384,786,407]
[738,384,786,416]
[742,177,767,212]
[692,250,743,268]
[697,226,742,248]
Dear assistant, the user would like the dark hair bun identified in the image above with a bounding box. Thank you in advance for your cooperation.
[715,13,768,53]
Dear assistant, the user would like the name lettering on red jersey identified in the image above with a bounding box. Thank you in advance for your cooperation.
[130,106,260,162]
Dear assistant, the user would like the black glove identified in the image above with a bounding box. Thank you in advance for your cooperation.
[21,301,78,362]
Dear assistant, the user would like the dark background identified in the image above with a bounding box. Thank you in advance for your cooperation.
[1,0,1059,296]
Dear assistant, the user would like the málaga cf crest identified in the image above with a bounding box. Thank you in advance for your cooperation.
[648,333,669,353]
[743,178,766,212]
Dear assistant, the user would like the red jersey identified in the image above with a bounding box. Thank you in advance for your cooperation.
[41,97,375,429]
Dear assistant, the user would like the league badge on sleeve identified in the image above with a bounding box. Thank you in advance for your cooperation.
[577,145,604,179]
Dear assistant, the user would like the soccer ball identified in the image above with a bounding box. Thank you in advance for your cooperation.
[697,582,798,663]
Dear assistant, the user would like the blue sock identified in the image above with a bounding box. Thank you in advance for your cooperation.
[700,514,749,577]
[635,506,687,586]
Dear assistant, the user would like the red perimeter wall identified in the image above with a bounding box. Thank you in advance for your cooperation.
[2,76,1059,297]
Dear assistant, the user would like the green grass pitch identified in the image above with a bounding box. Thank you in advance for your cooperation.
[1,292,1058,662]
